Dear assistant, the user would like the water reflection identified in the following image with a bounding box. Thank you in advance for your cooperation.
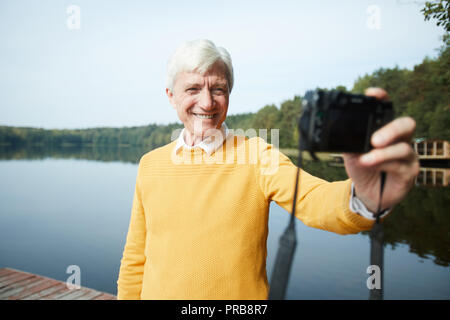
[0,144,146,164]
[416,168,450,187]
[1,144,448,267]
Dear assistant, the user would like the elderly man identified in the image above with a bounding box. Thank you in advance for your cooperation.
[117,39,419,300]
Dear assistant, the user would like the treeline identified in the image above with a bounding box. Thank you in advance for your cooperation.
[1,35,448,149]
[0,123,184,151]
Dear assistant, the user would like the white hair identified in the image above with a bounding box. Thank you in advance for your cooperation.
[166,39,234,93]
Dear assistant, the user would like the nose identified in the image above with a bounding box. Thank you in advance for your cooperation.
[198,88,214,111]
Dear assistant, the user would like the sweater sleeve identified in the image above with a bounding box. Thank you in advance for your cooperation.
[117,161,147,299]
[253,137,375,235]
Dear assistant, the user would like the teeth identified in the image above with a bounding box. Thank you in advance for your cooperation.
[194,113,214,119]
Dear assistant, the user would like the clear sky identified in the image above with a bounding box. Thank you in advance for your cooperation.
[0,0,445,129]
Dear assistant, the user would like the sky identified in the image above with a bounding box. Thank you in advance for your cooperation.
[0,0,445,129]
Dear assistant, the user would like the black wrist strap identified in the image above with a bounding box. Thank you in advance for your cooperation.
[375,171,387,224]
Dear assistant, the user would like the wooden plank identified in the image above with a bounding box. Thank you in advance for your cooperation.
[0,275,40,294]
[59,288,94,300]
[5,279,60,300]
[23,283,67,300]
[0,268,116,300]
[0,278,49,299]
[0,273,36,288]
[93,293,117,300]
[48,287,82,300]
[0,269,33,282]
[0,275,42,292]
[73,290,104,300]
[39,286,73,300]
[0,268,16,278]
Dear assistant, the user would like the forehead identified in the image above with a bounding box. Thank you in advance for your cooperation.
[174,63,228,87]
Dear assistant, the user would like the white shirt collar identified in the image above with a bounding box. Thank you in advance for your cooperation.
[174,122,230,155]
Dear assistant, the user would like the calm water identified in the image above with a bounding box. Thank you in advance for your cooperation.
[0,145,449,299]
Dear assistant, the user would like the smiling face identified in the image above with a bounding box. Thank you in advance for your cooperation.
[166,61,230,146]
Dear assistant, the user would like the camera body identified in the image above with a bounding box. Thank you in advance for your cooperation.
[298,89,394,154]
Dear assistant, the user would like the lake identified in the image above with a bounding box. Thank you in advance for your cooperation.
[0,144,449,299]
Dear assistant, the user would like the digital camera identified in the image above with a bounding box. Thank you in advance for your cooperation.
[298,89,394,155]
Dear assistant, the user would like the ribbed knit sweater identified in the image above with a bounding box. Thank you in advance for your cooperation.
[117,134,375,300]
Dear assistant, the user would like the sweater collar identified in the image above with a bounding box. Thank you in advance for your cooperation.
[174,122,230,155]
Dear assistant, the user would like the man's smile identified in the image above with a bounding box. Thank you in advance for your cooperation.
[191,112,216,119]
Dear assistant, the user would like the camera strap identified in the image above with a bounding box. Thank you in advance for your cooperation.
[375,171,387,224]
[369,171,387,300]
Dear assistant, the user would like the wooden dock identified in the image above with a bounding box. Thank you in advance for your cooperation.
[0,268,116,300]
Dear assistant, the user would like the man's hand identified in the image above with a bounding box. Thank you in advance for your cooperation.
[342,87,420,214]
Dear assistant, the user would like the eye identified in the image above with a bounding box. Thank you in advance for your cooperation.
[212,88,227,95]
[186,88,199,94]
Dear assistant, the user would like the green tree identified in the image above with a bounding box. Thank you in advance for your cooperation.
[279,96,302,148]
[251,104,280,143]
[422,0,450,31]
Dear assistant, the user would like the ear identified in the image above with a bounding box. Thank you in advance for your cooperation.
[166,88,176,109]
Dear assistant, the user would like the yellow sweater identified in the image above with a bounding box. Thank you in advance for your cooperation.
[117,134,375,300]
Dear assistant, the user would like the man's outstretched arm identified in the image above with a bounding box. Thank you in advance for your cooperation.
[255,140,374,235]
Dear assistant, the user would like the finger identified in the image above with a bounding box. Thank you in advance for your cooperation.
[371,117,416,148]
[364,87,389,101]
[359,142,417,166]
[373,159,420,177]
[371,159,420,189]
